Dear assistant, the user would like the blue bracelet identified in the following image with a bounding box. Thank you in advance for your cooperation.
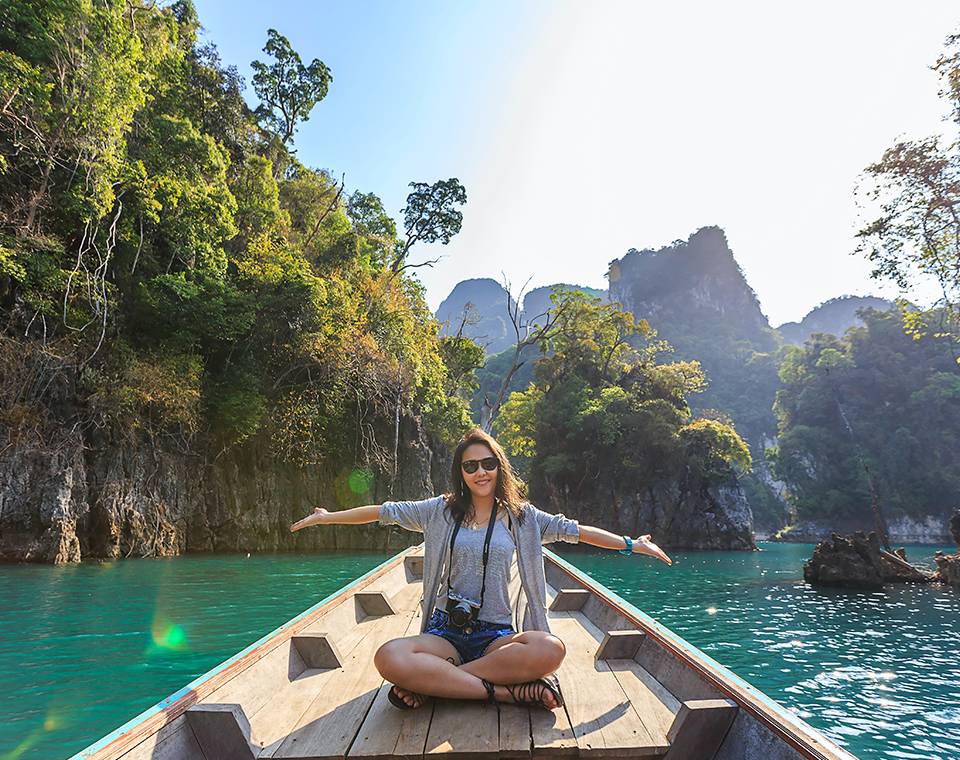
[619,535,633,555]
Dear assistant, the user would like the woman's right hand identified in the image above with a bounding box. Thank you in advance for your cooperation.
[290,507,330,533]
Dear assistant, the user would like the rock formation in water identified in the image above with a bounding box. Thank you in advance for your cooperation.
[803,531,936,588]
[933,510,960,587]
[606,227,787,531]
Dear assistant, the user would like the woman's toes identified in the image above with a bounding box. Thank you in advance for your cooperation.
[397,687,420,707]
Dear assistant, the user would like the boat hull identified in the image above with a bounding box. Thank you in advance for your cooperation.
[70,545,857,760]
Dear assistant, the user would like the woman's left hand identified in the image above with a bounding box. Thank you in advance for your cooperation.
[633,534,672,565]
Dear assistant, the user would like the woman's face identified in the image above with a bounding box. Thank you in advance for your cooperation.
[460,442,498,501]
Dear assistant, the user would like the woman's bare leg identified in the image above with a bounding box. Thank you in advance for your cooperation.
[376,632,565,709]
[375,634,489,704]
[459,631,565,685]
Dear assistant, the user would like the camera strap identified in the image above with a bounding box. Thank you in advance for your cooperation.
[446,504,498,612]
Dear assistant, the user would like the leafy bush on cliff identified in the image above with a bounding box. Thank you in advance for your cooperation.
[0,0,473,484]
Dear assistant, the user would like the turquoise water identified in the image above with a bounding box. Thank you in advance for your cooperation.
[0,543,957,759]
[563,543,960,760]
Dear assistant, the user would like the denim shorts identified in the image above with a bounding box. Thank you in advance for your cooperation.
[423,608,516,663]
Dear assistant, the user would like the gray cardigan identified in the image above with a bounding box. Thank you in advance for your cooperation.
[379,496,581,634]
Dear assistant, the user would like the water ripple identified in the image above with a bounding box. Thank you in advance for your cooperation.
[558,542,960,760]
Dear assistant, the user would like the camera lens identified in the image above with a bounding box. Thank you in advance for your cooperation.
[450,600,472,627]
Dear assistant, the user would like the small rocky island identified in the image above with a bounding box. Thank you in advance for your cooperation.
[804,510,960,589]
[933,511,960,586]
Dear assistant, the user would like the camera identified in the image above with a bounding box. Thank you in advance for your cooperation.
[445,591,481,629]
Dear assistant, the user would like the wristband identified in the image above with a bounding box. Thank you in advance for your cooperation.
[618,535,633,555]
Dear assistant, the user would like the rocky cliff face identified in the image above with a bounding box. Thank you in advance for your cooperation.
[538,479,756,551]
[435,279,607,356]
[435,278,517,355]
[607,226,777,350]
[1,410,755,560]
[0,417,446,564]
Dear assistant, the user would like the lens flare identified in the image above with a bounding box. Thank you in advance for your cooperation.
[0,707,69,760]
[0,732,37,760]
[150,617,188,651]
[348,467,374,494]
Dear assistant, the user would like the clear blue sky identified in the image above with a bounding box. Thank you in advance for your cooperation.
[193,0,958,326]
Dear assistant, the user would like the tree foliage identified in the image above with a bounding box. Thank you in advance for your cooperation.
[0,0,474,488]
[856,32,960,362]
[770,307,960,523]
[495,291,751,505]
[250,28,332,147]
[392,178,466,273]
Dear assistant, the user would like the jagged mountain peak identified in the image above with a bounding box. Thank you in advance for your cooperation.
[608,226,773,348]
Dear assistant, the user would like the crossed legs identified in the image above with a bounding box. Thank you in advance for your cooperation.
[373,630,565,708]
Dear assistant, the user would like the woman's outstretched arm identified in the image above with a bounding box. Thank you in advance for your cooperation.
[578,524,673,565]
[289,505,381,532]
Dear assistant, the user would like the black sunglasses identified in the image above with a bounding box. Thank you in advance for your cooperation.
[461,457,499,474]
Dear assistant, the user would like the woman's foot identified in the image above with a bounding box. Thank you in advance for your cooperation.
[389,684,429,709]
[499,674,563,710]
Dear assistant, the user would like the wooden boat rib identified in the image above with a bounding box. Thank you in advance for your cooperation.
[71,546,858,760]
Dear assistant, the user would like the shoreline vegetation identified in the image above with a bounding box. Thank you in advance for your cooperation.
[1,4,958,565]
[0,1,757,564]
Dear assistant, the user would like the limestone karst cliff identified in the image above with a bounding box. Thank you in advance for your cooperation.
[0,413,447,564]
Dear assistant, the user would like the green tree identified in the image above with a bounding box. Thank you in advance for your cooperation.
[0,0,476,496]
[857,32,960,363]
[496,290,750,509]
[392,178,467,274]
[251,28,331,148]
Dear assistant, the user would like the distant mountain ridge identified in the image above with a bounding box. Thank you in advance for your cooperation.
[435,278,607,354]
[435,278,517,354]
[776,295,897,345]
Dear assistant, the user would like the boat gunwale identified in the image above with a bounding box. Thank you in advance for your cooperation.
[71,543,857,760]
[70,545,420,760]
[544,547,857,760]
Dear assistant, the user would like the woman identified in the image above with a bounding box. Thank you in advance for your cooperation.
[290,427,672,712]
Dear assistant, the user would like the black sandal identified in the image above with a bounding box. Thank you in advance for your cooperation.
[481,678,499,714]
[505,673,564,710]
[387,683,430,710]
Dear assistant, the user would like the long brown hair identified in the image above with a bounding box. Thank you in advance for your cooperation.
[445,427,526,526]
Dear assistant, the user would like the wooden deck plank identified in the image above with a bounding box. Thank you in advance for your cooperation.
[348,593,435,759]
[550,614,664,757]
[271,583,422,759]
[529,587,581,757]
[425,698,500,758]
[498,703,532,758]
[202,634,307,720]
[529,699,577,758]
[209,578,414,726]
[604,659,677,752]
[120,717,205,760]
[570,611,675,754]
[348,681,434,759]
[254,581,422,756]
